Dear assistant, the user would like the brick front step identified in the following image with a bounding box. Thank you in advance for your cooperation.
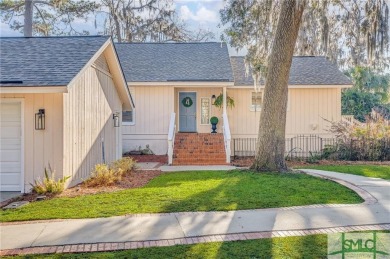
[173,133,227,165]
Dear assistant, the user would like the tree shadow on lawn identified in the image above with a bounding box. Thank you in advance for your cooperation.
[154,170,362,213]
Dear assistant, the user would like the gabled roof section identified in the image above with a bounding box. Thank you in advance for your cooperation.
[230,56,352,86]
[0,36,110,87]
[115,42,234,82]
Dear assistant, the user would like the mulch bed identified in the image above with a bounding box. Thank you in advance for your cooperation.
[232,157,390,168]
[1,170,163,208]
[125,154,168,164]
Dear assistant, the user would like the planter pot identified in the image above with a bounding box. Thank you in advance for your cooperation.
[211,123,217,133]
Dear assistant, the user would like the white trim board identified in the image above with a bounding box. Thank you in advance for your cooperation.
[231,84,353,89]
[128,82,234,87]
[0,86,67,94]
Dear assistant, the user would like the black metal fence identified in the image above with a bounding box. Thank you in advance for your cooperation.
[232,135,390,161]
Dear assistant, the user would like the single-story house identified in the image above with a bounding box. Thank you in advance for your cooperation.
[115,42,352,165]
[0,36,133,192]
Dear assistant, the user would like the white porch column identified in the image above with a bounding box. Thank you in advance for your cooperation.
[223,86,227,115]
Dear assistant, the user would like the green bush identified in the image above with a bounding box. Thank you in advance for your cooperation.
[30,166,70,194]
[210,116,219,124]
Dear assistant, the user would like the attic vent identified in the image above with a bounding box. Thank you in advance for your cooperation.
[0,80,23,84]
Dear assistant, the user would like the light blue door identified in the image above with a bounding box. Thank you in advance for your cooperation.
[179,92,197,132]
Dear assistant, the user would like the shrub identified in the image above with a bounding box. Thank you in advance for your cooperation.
[326,119,390,161]
[31,166,70,194]
[84,164,122,187]
[210,116,219,124]
[110,157,136,175]
[84,158,137,187]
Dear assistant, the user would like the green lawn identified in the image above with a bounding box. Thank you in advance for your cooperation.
[297,165,390,180]
[0,170,362,222]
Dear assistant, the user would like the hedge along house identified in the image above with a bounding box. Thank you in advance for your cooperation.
[0,36,133,192]
[115,42,352,165]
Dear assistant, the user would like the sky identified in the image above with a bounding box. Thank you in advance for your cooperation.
[0,0,244,54]
[0,0,245,55]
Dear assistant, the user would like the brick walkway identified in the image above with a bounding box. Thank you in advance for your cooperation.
[1,224,389,256]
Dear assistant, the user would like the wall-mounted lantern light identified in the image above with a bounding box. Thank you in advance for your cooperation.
[211,94,216,105]
[35,109,45,130]
[113,112,120,127]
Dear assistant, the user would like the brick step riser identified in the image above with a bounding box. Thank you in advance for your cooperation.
[173,133,227,165]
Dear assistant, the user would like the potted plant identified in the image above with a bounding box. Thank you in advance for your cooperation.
[213,93,235,109]
[210,116,219,133]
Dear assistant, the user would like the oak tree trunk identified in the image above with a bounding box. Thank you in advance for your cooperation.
[24,0,33,37]
[251,0,305,172]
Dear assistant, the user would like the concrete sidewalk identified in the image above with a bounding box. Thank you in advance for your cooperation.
[1,169,390,253]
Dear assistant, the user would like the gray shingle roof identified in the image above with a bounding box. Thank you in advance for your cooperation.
[0,36,110,87]
[230,56,352,86]
[115,42,234,82]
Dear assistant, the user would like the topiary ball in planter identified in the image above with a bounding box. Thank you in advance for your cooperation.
[210,116,219,133]
[210,116,219,124]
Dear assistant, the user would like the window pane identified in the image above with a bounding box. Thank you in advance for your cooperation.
[201,98,210,124]
[123,111,133,123]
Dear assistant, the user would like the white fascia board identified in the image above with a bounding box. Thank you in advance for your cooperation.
[230,84,353,89]
[0,86,68,93]
[128,81,235,87]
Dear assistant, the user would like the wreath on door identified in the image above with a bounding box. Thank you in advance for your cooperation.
[182,97,193,107]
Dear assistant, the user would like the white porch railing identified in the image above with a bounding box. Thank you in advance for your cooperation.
[341,115,364,127]
[167,112,176,165]
[222,112,231,163]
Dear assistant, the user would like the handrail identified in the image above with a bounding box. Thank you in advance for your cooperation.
[222,112,231,163]
[167,112,176,165]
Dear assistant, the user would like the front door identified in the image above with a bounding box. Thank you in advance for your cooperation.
[179,92,197,132]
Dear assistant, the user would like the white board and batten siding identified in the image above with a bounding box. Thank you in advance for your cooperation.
[63,53,122,186]
[228,87,342,139]
[122,86,174,155]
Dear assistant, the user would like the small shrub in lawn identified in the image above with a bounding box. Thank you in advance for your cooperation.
[110,157,136,175]
[31,166,70,194]
[84,164,123,187]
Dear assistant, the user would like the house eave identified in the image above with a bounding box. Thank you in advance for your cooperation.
[0,86,68,93]
[230,84,353,89]
[127,81,235,87]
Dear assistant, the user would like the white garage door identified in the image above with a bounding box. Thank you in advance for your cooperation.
[0,101,22,192]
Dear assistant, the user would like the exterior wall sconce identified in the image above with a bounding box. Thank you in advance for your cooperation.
[211,94,216,105]
[113,112,120,127]
[35,109,45,130]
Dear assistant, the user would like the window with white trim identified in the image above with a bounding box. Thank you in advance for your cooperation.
[250,91,263,111]
[201,97,211,125]
[123,87,135,125]
[122,110,134,125]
